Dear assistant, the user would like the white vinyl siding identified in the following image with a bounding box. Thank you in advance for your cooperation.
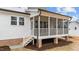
[0,11,31,40]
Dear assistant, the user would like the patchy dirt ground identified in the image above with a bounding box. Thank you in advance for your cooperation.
[11,37,79,51]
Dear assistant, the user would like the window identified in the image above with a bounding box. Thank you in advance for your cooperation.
[19,17,24,25]
[11,16,17,25]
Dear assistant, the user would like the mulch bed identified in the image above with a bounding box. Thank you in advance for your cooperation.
[0,46,11,51]
[25,39,73,51]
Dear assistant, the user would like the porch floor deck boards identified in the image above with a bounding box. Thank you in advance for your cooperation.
[34,34,68,39]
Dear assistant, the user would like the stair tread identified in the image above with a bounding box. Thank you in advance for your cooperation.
[23,36,34,47]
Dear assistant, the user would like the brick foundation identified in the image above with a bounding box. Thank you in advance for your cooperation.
[0,38,23,46]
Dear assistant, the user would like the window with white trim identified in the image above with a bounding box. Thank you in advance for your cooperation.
[19,17,24,25]
[11,16,17,25]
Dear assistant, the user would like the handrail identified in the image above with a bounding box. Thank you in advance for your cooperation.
[23,35,33,46]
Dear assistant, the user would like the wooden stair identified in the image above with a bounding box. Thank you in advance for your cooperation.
[23,35,34,47]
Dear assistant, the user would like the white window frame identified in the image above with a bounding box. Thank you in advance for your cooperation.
[11,16,17,25]
[19,17,24,26]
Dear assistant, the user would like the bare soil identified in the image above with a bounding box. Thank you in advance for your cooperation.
[11,37,79,51]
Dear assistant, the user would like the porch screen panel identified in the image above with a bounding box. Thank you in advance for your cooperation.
[58,19,63,34]
[40,16,48,36]
[50,17,56,35]
[30,17,33,35]
[64,20,68,34]
[34,16,38,36]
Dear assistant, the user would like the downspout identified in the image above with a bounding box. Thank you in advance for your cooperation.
[68,17,72,37]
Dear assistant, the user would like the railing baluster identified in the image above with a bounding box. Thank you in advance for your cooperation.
[34,28,68,36]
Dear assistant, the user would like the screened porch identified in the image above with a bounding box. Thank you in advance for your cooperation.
[30,16,69,37]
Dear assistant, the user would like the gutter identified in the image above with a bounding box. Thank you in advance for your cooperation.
[0,8,30,15]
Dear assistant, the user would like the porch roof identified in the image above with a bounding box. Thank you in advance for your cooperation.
[38,9,72,20]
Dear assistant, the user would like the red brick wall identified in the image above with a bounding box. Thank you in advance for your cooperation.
[0,38,23,46]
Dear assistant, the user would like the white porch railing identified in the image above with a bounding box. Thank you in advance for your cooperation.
[34,28,38,36]
[50,28,56,35]
[58,28,63,34]
[64,28,68,34]
[40,28,48,36]
[32,28,68,36]
[34,28,48,36]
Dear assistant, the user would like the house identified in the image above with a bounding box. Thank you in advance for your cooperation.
[69,21,79,36]
[27,8,72,48]
[0,8,31,48]
[0,8,72,49]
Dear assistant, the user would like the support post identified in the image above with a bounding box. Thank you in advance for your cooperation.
[36,39,42,48]
[63,19,64,34]
[54,37,58,44]
[65,36,69,41]
[38,16,40,36]
[54,18,58,44]
[65,19,69,41]
[67,19,70,41]
[48,16,50,36]
[56,18,58,35]
[32,39,34,45]
[33,17,35,36]
[36,16,42,48]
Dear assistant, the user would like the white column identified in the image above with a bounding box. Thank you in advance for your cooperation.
[66,19,70,41]
[48,16,50,36]
[63,19,64,34]
[32,39,34,45]
[56,18,58,35]
[33,17,35,36]
[36,16,42,48]
[54,18,58,44]
[68,18,70,35]
[37,39,42,48]
[38,16,40,36]
[54,38,58,44]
